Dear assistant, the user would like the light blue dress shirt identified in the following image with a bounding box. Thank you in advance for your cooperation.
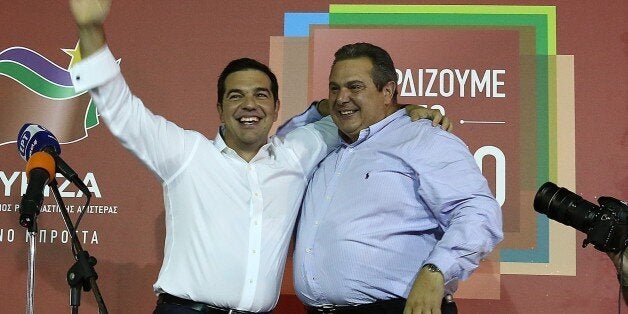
[293,109,503,306]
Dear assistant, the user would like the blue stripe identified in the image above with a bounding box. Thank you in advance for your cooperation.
[284,13,329,37]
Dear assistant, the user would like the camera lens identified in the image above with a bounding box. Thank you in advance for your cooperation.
[534,182,599,233]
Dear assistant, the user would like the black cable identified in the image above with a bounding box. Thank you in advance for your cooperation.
[618,245,627,314]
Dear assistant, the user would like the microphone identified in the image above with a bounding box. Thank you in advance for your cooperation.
[19,152,56,229]
[17,124,91,197]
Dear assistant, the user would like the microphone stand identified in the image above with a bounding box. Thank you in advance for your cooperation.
[49,179,108,314]
[26,219,37,314]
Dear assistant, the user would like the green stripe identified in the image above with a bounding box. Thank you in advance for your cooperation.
[329,13,549,55]
[536,56,550,188]
[0,61,79,99]
[330,4,555,15]
[329,4,556,53]
[85,99,99,129]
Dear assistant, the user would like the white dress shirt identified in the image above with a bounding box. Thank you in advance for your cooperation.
[70,46,338,312]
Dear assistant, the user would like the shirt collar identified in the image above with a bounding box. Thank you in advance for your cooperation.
[214,125,274,161]
[341,108,405,147]
[214,125,229,151]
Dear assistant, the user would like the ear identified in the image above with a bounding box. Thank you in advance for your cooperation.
[217,103,225,123]
[383,81,396,105]
[272,99,281,122]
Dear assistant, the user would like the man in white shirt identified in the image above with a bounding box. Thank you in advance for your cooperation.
[68,1,449,313]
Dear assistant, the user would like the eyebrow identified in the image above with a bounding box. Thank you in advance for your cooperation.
[225,87,271,95]
[254,87,271,94]
[329,80,364,87]
[225,88,243,96]
[345,80,364,86]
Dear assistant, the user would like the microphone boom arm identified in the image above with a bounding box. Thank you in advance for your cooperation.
[49,179,108,314]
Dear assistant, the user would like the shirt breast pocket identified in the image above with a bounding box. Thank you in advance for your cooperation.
[361,161,417,200]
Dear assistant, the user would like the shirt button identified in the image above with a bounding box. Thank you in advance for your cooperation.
[314,221,319,225]
[306,248,312,253]
[252,249,257,254]
[249,279,254,284]
[254,192,259,197]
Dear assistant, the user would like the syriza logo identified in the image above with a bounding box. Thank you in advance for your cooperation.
[0,42,100,146]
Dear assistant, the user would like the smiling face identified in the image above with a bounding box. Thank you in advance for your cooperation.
[217,69,279,158]
[328,57,396,143]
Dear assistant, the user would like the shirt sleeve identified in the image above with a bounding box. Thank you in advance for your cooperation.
[280,115,339,178]
[70,46,197,183]
[275,102,323,137]
[412,129,504,291]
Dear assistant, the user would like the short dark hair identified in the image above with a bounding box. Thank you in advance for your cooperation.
[217,58,279,103]
[333,43,397,99]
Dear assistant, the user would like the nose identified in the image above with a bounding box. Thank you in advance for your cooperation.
[241,95,256,110]
[335,87,351,105]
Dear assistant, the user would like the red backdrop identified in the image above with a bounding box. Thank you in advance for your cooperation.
[1,1,626,313]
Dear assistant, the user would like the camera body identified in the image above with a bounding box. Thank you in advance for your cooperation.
[534,182,628,253]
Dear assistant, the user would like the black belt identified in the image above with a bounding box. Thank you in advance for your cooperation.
[305,298,405,314]
[306,297,457,314]
[157,293,270,314]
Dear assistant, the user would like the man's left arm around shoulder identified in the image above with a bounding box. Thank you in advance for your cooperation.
[275,100,327,137]
[404,104,453,132]
[276,101,454,137]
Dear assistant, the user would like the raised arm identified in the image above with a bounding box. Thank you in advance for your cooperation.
[69,0,110,57]
[68,0,194,183]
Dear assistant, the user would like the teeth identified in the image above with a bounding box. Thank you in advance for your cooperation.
[239,117,260,123]
[340,110,357,115]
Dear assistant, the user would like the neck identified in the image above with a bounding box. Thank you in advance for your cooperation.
[340,132,358,144]
[236,150,258,162]
[388,102,402,114]
[226,140,264,162]
[222,137,265,163]
[340,104,400,144]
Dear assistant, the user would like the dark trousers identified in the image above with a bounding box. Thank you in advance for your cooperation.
[154,293,272,314]
[154,302,206,314]
[305,297,457,314]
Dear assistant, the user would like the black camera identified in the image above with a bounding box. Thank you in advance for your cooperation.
[534,182,628,253]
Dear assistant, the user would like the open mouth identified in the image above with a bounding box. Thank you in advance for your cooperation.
[237,116,261,126]
[338,109,358,116]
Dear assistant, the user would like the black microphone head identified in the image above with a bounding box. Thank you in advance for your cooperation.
[19,151,56,230]
[17,123,61,161]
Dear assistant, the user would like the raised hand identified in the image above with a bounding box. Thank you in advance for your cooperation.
[69,0,110,57]
[70,0,111,27]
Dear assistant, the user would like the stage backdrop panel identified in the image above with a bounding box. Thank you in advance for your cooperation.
[1,1,626,313]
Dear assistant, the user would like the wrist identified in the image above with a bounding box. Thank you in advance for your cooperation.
[77,23,104,31]
[422,263,444,280]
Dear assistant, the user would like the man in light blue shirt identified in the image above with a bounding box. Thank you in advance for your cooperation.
[294,43,504,314]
